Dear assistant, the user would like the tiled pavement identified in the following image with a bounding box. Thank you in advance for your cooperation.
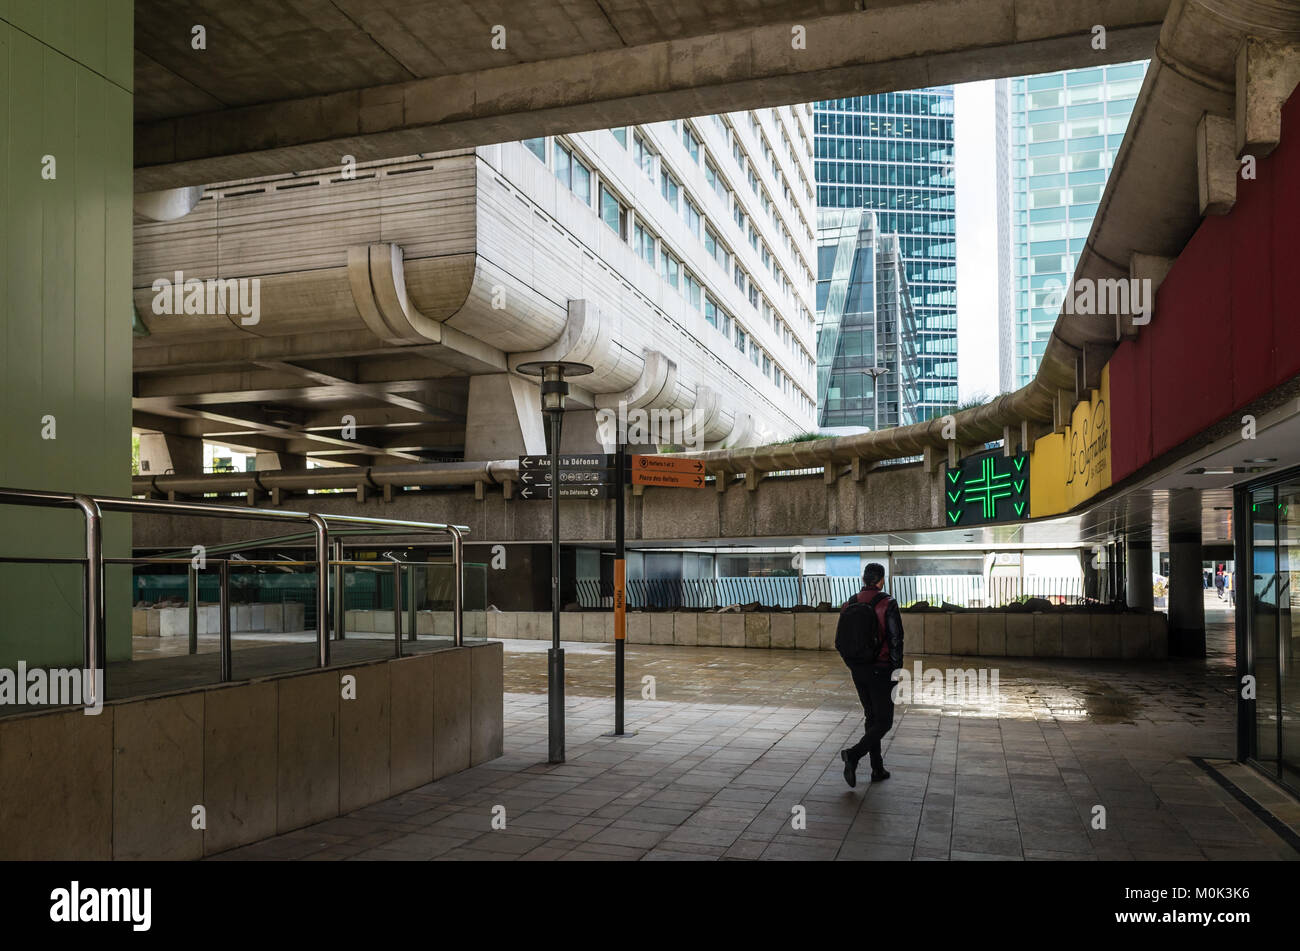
[217,604,1300,861]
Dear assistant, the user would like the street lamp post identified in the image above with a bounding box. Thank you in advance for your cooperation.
[516,360,594,764]
[861,366,889,431]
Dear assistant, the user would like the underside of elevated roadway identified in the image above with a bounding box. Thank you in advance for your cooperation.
[134,0,1166,190]
[130,370,1300,559]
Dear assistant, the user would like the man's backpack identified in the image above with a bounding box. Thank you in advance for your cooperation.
[835,592,889,664]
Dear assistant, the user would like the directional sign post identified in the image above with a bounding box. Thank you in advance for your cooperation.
[515,449,708,740]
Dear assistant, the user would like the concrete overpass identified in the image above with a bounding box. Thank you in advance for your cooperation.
[134,0,1168,190]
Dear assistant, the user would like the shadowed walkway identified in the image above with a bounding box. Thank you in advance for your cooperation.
[213,609,1299,861]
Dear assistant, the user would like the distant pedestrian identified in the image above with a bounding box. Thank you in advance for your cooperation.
[835,562,904,787]
[1215,569,1225,600]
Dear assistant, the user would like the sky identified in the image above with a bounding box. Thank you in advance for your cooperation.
[953,79,1001,405]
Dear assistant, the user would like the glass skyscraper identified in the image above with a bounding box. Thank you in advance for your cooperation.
[813,88,956,423]
[815,210,918,429]
[1004,61,1148,391]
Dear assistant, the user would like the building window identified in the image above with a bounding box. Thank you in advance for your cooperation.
[634,133,656,179]
[682,125,701,163]
[660,248,680,289]
[749,339,761,367]
[683,197,701,238]
[660,169,680,211]
[684,272,703,310]
[705,295,719,328]
[523,138,546,162]
[705,227,730,274]
[611,127,628,147]
[552,140,591,203]
[734,266,746,294]
[706,161,726,199]
[735,326,746,352]
[748,283,759,309]
[634,223,657,267]
[599,185,628,239]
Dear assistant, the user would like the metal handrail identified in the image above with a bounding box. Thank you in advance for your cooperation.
[0,487,470,710]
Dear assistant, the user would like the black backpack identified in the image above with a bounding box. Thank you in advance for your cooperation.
[835,592,888,664]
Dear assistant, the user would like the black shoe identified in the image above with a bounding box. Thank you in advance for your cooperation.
[840,750,858,788]
[870,768,891,783]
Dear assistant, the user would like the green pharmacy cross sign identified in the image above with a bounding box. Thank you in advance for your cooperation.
[945,450,1030,526]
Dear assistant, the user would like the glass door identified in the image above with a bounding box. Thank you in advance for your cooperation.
[1279,483,1300,787]
[1250,485,1279,772]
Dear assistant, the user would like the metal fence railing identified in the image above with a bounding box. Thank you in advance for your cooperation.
[574,575,1087,610]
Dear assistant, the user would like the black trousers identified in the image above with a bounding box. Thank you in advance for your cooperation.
[846,663,894,771]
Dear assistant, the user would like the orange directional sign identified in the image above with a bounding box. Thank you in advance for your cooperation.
[631,454,705,476]
[630,469,706,488]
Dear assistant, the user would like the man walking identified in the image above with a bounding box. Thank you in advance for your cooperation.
[836,562,904,787]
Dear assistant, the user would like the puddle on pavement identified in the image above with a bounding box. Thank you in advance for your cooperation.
[502,643,1150,724]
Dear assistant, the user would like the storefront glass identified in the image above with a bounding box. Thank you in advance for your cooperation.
[1241,473,1300,790]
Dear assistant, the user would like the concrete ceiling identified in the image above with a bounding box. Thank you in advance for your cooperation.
[133,0,1169,189]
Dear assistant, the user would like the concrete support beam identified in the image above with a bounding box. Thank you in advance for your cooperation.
[463,373,546,461]
[133,4,1166,191]
[1168,490,1206,658]
[1197,112,1238,216]
[1126,538,1154,612]
[138,432,203,476]
[1002,426,1018,457]
[1118,252,1174,338]
[1235,37,1300,159]
[255,451,308,471]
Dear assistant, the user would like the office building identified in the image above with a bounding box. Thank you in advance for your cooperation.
[813,88,957,421]
[1004,61,1149,390]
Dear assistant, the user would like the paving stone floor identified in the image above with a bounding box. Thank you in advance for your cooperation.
[216,600,1299,861]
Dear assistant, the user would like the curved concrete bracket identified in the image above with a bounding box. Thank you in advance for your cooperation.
[509,298,627,378]
[135,186,204,221]
[685,384,725,445]
[348,243,445,345]
[595,349,675,411]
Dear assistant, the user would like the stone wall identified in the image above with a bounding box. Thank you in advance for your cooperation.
[483,610,1170,659]
[0,642,503,860]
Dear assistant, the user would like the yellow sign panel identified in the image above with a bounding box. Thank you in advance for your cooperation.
[1029,365,1112,518]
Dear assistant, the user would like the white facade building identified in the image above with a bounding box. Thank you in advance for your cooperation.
[131,107,820,468]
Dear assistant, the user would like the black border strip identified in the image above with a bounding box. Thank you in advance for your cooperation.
[1190,755,1300,853]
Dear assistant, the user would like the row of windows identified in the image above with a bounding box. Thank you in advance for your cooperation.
[816,138,954,165]
[814,113,954,143]
[619,123,817,332]
[523,132,816,413]
[814,180,956,211]
[815,92,954,118]
[815,160,953,189]
[1021,112,1135,143]
[698,114,817,258]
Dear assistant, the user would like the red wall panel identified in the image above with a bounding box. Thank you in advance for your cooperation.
[1107,87,1300,482]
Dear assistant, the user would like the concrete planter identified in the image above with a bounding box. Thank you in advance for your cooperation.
[471,610,1170,660]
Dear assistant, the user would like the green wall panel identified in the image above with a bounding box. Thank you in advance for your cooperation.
[1,7,133,670]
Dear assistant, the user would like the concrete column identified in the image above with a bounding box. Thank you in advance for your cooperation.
[463,373,547,460]
[1126,538,1153,611]
[138,432,203,475]
[255,451,308,471]
[558,409,602,454]
[1168,530,1206,658]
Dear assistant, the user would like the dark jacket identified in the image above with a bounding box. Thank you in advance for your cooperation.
[842,586,905,670]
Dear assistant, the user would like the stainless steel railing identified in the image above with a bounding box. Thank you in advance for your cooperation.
[0,487,470,710]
